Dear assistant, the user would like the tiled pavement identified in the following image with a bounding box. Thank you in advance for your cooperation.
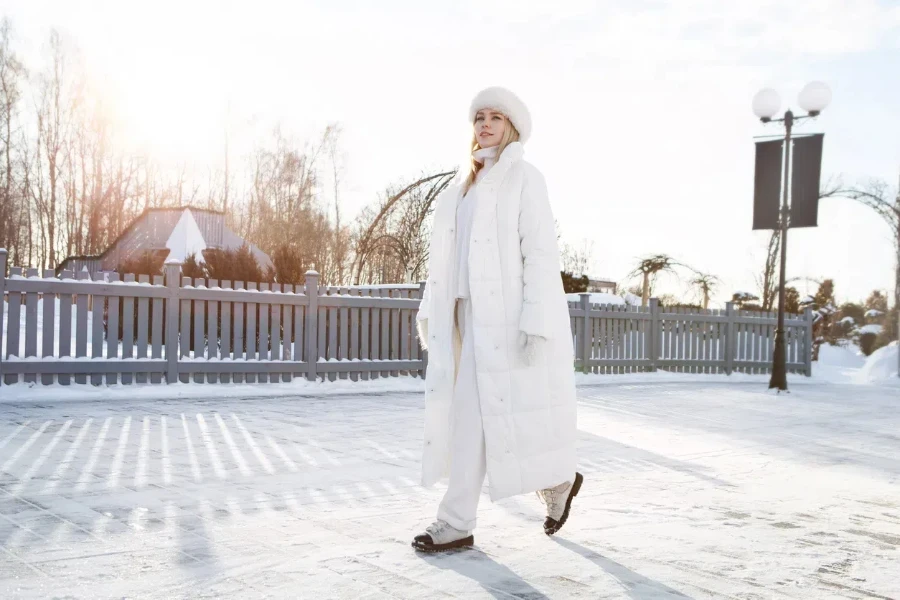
[0,382,898,599]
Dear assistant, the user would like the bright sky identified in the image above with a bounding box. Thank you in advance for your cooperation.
[5,0,900,307]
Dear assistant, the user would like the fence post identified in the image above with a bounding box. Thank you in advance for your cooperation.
[305,271,319,382]
[804,306,814,377]
[724,301,735,375]
[648,298,659,372]
[164,260,181,384]
[579,293,591,373]
[0,249,6,388]
[418,280,428,377]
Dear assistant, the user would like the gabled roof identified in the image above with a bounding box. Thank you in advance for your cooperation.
[57,206,272,274]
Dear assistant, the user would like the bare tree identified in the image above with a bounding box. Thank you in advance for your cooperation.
[237,126,353,284]
[690,272,719,309]
[560,238,595,276]
[352,170,456,285]
[628,254,685,307]
[753,181,843,312]
[324,124,351,284]
[824,176,899,331]
[33,29,75,268]
[0,18,25,256]
[755,229,780,311]
[732,291,760,310]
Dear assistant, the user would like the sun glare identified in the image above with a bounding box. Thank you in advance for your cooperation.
[94,20,231,164]
[111,71,226,162]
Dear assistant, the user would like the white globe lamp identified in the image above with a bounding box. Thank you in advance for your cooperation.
[798,81,831,116]
[752,88,781,122]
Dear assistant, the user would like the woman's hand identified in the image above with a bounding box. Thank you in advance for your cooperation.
[518,331,545,365]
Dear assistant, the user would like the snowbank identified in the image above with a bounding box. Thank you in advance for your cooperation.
[574,370,822,387]
[621,292,642,305]
[855,342,899,385]
[1,370,828,405]
[858,324,883,336]
[812,343,867,384]
[817,343,865,369]
[0,376,428,404]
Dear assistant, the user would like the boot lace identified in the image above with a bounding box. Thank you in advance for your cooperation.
[536,482,569,518]
[426,520,451,538]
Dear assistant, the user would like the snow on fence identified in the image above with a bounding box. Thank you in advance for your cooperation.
[0,249,814,386]
[569,296,814,375]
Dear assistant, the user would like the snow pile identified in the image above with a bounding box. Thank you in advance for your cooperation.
[839,316,856,327]
[566,292,626,306]
[858,324,883,336]
[0,376,427,403]
[816,343,865,369]
[865,309,884,319]
[855,342,899,385]
[165,209,207,263]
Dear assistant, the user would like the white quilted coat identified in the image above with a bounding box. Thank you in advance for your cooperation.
[416,141,577,502]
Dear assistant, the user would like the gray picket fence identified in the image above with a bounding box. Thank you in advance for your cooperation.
[0,252,425,386]
[569,295,813,375]
[1,249,814,386]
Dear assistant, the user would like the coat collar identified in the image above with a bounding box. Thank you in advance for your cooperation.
[448,141,526,192]
[479,141,524,188]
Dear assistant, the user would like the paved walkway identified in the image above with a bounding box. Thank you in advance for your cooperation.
[0,382,898,599]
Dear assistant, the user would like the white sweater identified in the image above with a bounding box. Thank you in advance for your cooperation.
[456,146,498,299]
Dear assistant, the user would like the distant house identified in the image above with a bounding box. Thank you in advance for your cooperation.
[586,277,616,295]
[57,207,273,275]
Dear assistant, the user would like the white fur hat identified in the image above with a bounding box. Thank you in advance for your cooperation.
[468,86,532,144]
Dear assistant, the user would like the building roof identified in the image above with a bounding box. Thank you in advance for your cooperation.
[58,206,272,274]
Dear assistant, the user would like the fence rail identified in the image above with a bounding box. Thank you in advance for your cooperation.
[1,249,814,386]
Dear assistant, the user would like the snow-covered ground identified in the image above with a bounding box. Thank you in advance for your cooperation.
[0,378,898,599]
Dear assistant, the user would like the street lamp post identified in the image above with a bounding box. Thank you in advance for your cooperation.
[752,82,832,391]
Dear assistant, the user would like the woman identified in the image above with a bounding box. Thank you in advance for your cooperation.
[413,86,582,553]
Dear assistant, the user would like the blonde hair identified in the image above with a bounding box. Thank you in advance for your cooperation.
[464,115,520,193]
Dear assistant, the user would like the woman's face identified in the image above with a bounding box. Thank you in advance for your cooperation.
[473,109,507,148]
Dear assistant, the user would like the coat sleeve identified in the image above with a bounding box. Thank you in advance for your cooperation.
[518,166,561,339]
[416,280,431,324]
[416,280,431,349]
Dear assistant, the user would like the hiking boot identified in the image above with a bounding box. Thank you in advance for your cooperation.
[412,520,474,553]
[537,472,583,535]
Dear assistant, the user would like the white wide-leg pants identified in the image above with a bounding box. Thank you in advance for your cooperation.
[436,298,486,532]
